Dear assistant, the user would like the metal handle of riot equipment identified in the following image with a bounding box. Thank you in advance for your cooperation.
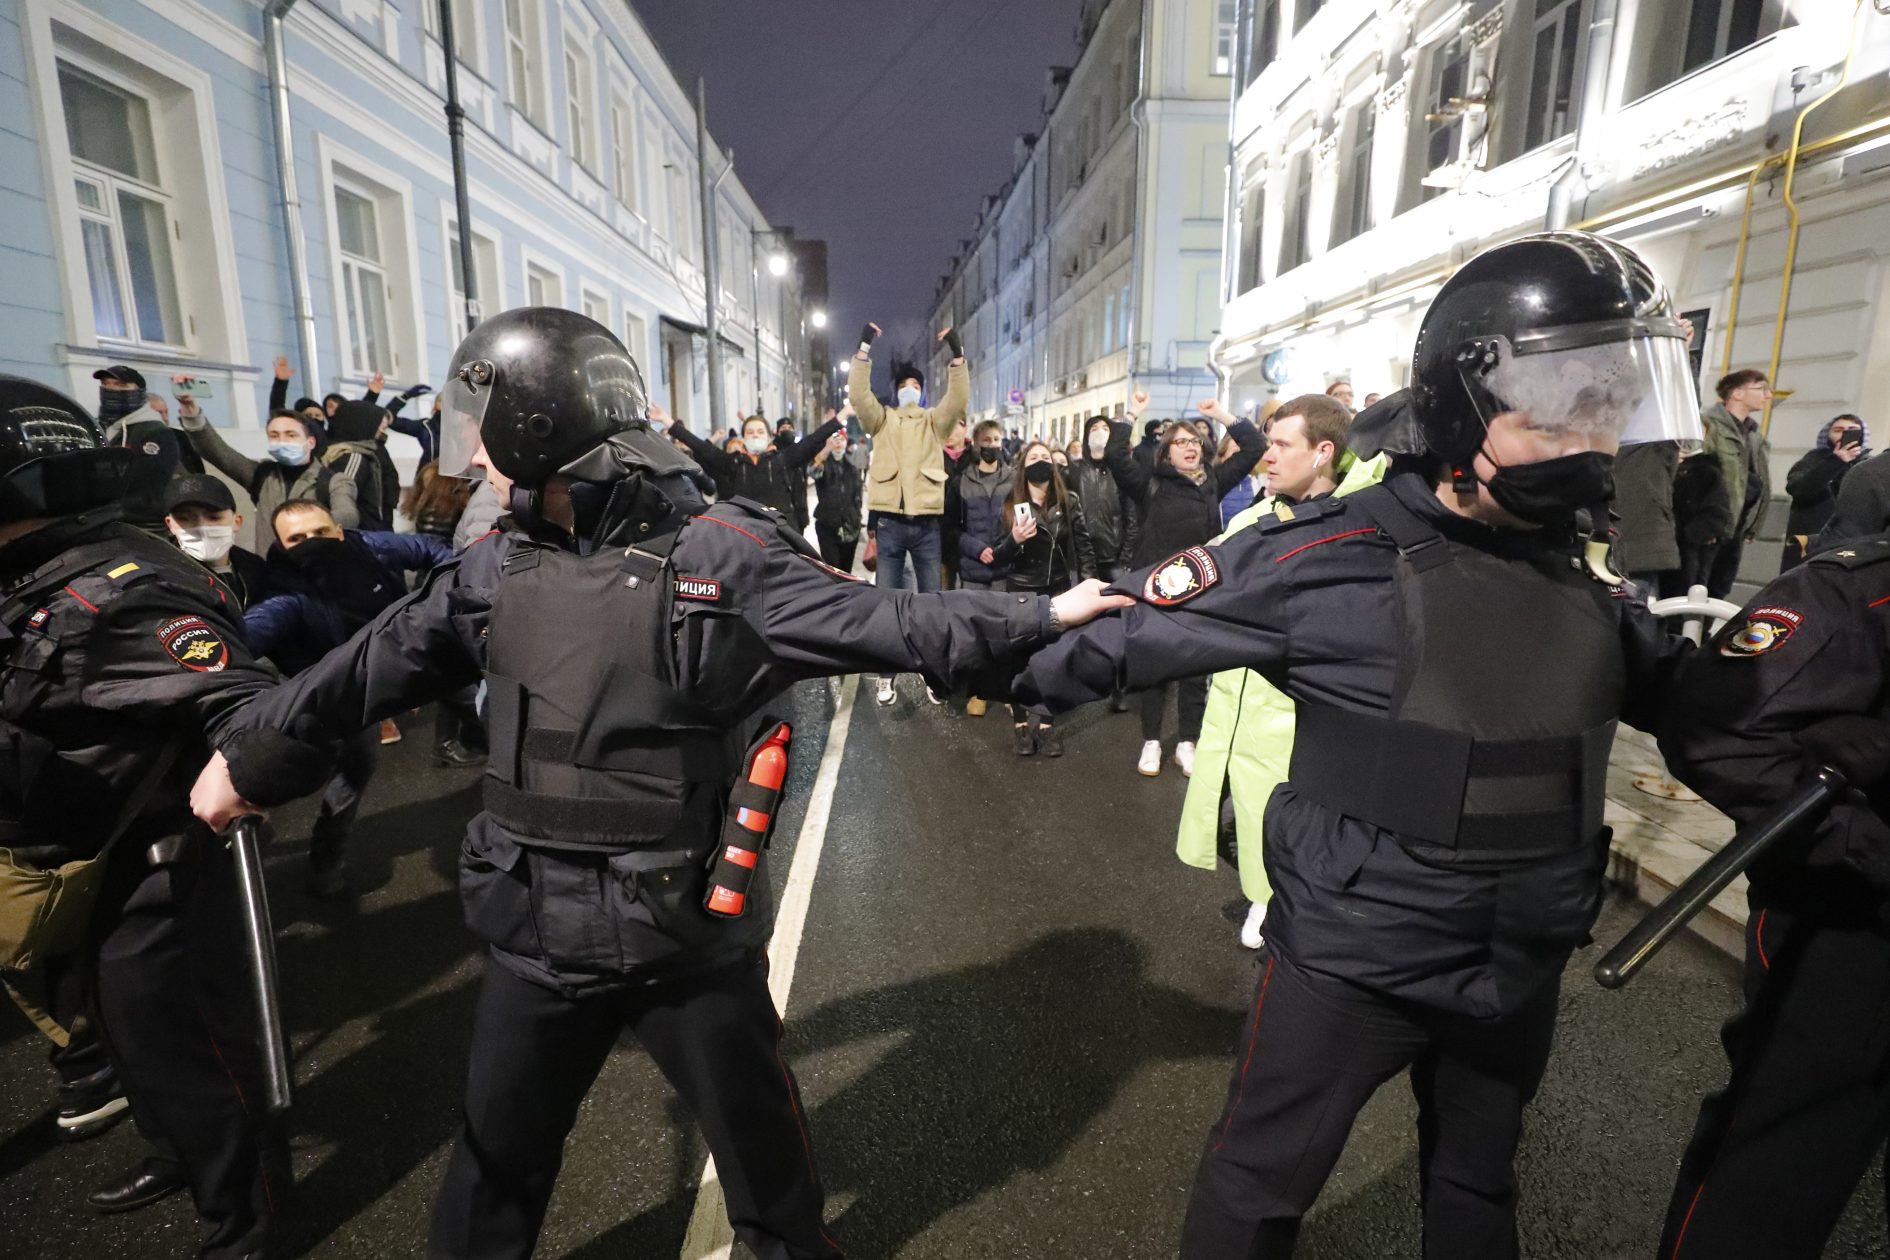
[229,816,293,1114]
[1595,766,1848,989]
[1646,583,1743,648]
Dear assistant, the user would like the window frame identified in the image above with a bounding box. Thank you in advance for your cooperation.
[421,0,485,72]
[333,179,394,378]
[521,248,565,310]
[1213,0,1238,76]
[317,137,426,386]
[1523,0,1588,153]
[57,58,185,350]
[503,0,547,129]
[579,285,610,329]
[1332,98,1375,247]
[1277,147,1313,273]
[608,90,640,214]
[440,209,501,343]
[562,36,597,174]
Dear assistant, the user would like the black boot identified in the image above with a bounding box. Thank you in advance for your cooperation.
[88,1155,187,1214]
[1012,722,1037,756]
[1038,719,1063,758]
[56,1063,128,1142]
[432,737,486,768]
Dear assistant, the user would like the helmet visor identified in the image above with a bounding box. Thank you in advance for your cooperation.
[1475,331,1705,450]
[437,369,494,480]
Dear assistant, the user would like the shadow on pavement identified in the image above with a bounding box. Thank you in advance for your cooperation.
[786,927,1238,1256]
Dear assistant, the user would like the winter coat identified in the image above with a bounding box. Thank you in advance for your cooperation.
[1672,450,1735,547]
[811,455,864,539]
[671,420,841,519]
[1784,447,1856,540]
[954,460,1015,585]
[178,409,334,546]
[246,530,452,674]
[1609,440,1682,576]
[1815,449,1890,554]
[848,357,969,516]
[991,493,1096,592]
[1702,402,1772,539]
[104,405,205,532]
[1175,453,1388,903]
[1067,454,1132,572]
[1219,474,1261,529]
[322,401,394,532]
[940,445,974,563]
[1106,419,1265,566]
[454,479,506,550]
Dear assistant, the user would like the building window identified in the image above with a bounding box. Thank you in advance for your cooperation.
[1236,179,1264,294]
[445,221,500,340]
[58,61,183,347]
[1683,0,1765,74]
[503,0,546,127]
[421,0,482,66]
[1249,0,1281,82]
[1213,0,1238,75]
[1419,34,1470,201]
[1525,0,1586,152]
[525,260,562,307]
[1278,151,1312,272]
[563,41,595,172]
[1333,103,1374,247]
[581,289,609,327]
[1294,0,1324,34]
[609,94,638,211]
[625,312,650,370]
[668,155,695,261]
[334,183,394,375]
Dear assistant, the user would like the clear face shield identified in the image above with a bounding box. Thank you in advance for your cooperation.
[1466,317,1706,453]
[437,359,496,480]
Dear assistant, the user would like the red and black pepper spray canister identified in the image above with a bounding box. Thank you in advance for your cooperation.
[705,722,791,918]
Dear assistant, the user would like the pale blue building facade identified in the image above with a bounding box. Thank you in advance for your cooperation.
[1,0,812,468]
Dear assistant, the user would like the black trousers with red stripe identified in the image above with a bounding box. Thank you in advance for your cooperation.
[1180,949,1561,1260]
[1660,900,1890,1259]
[94,837,290,1259]
[428,953,841,1260]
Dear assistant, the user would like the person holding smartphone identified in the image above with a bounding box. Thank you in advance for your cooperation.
[1781,413,1868,569]
[992,441,1096,756]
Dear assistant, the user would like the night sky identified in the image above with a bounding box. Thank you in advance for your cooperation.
[631,0,1083,392]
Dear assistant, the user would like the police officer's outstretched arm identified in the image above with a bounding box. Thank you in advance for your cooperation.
[1660,554,1890,869]
[1015,527,1290,715]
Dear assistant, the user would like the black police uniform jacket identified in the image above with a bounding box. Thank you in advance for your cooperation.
[1661,537,1890,928]
[218,494,1057,994]
[1017,470,1680,1018]
[0,511,282,869]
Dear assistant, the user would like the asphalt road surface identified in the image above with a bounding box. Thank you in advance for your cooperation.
[3,681,1885,1258]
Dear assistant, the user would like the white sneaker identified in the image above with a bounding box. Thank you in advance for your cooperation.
[1137,740,1162,777]
[925,686,943,705]
[875,677,896,706]
[1174,741,1196,777]
[1240,900,1268,950]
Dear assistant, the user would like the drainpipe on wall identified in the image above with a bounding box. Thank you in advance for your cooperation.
[1126,0,1153,390]
[264,0,320,391]
[1546,0,1619,230]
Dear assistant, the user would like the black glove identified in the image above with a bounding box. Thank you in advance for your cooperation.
[1799,715,1890,788]
[859,323,878,349]
[944,327,964,360]
[400,383,432,400]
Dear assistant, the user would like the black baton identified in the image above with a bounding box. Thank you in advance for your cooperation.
[230,816,292,1113]
[1594,766,1847,989]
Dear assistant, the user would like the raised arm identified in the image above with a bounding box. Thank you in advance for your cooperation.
[1209,412,1266,499]
[1103,419,1152,503]
[778,418,844,470]
[929,331,969,438]
[176,398,262,487]
[848,322,888,435]
[665,418,739,480]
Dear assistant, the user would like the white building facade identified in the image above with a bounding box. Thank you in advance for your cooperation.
[1216,0,1890,571]
[1,0,822,471]
[926,0,1235,449]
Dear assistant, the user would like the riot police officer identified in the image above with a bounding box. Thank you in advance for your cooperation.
[0,375,294,1256]
[188,308,1122,1259]
[1015,232,1703,1258]
[1655,541,1890,1258]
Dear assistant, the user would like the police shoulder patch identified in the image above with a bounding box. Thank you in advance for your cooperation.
[1144,546,1220,607]
[799,553,861,583]
[675,576,722,603]
[1720,605,1804,658]
[156,614,229,672]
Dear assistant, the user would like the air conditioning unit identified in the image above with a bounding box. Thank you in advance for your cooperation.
[1057,377,1070,395]
[1077,372,1089,390]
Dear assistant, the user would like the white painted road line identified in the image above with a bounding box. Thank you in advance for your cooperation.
[679,674,860,1260]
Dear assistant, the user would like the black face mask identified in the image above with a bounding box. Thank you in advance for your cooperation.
[98,388,141,424]
[285,535,347,569]
[978,445,1003,465]
[1025,461,1055,486]
[1484,451,1616,527]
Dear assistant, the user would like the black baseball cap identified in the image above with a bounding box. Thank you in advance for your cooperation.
[163,474,236,515]
[91,365,147,391]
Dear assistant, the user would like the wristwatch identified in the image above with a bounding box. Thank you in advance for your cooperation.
[1046,597,1066,636]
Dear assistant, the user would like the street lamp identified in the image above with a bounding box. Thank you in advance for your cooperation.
[767,251,790,277]
[750,227,795,419]
[810,309,828,329]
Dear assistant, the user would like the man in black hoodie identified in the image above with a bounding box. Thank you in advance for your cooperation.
[93,366,204,535]
[321,399,393,531]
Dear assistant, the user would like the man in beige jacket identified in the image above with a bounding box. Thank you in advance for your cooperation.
[849,320,969,704]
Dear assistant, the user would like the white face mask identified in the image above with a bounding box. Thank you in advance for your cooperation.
[175,524,236,564]
[1087,431,1108,456]
[744,434,771,455]
[897,386,923,408]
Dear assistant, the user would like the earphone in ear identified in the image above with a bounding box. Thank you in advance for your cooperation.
[1312,451,1327,469]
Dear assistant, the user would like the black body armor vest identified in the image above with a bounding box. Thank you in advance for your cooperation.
[480,530,741,854]
[1289,482,1623,869]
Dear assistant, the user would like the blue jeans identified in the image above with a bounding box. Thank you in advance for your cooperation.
[874,514,941,594]
[873,514,940,683]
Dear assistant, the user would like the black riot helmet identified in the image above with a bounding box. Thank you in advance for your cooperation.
[1409,232,1703,468]
[0,375,136,525]
[437,307,651,488]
